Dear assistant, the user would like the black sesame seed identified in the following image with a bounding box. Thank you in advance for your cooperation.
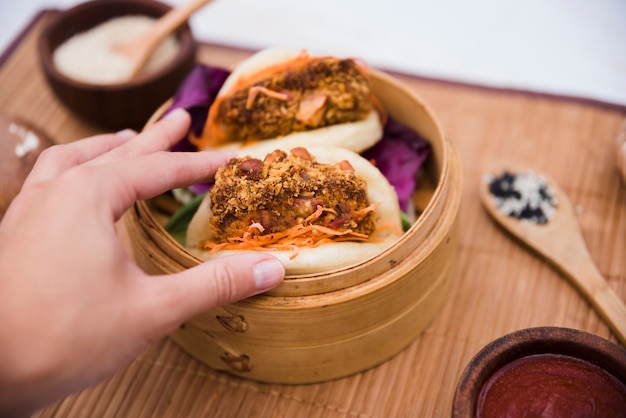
[487,171,557,225]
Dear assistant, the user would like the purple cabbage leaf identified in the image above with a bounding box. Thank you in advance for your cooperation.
[362,119,431,212]
[163,64,230,194]
[163,64,230,153]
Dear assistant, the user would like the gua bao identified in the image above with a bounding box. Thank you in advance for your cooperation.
[186,146,402,275]
[191,47,385,156]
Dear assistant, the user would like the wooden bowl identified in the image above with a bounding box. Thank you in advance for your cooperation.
[452,327,626,417]
[37,0,197,131]
[124,68,463,383]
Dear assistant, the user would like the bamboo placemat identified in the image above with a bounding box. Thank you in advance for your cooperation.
[2,11,625,418]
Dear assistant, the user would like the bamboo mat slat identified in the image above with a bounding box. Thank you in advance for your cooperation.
[1,11,625,418]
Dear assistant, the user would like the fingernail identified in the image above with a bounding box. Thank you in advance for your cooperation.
[115,129,136,140]
[253,259,284,291]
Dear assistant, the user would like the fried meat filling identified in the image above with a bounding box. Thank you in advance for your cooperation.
[208,148,377,244]
[211,58,374,144]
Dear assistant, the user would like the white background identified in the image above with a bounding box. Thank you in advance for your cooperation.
[1,0,625,107]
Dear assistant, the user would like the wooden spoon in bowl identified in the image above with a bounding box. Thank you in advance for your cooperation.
[479,169,626,346]
[112,0,212,78]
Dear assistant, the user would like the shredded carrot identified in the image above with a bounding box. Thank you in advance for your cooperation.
[248,222,265,233]
[227,50,313,96]
[246,86,291,109]
[305,205,337,222]
[374,222,404,237]
[295,92,327,124]
[203,204,394,258]
[354,202,381,217]
[287,245,300,260]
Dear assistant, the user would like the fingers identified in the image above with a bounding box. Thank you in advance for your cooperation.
[19,107,226,221]
[23,130,136,186]
[24,108,190,187]
[139,254,285,335]
[97,149,231,219]
[86,109,191,166]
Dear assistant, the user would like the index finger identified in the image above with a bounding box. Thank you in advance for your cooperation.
[23,131,135,186]
[86,149,231,220]
[86,109,191,166]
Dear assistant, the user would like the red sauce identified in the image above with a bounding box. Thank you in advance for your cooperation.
[477,354,626,418]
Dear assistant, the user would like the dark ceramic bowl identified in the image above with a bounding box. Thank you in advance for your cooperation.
[38,0,197,131]
[452,327,626,417]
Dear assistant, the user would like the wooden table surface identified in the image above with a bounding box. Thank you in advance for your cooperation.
[1,11,625,417]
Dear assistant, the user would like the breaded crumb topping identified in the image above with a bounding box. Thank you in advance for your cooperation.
[209,148,376,242]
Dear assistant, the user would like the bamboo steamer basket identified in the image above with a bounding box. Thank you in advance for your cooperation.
[123,68,463,384]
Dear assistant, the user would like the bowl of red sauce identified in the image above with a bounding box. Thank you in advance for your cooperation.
[452,327,626,417]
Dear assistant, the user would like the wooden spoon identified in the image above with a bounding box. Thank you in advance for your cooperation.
[479,170,626,346]
[112,0,212,78]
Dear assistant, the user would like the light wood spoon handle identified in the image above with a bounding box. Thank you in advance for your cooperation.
[544,224,626,347]
[480,171,626,346]
[114,0,211,76]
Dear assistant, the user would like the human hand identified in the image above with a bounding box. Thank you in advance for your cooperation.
[0,109,284,417]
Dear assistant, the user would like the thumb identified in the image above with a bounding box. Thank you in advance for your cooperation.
[141,254,284,335]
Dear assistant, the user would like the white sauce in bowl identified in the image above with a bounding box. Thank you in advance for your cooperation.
[53,15,179,84]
